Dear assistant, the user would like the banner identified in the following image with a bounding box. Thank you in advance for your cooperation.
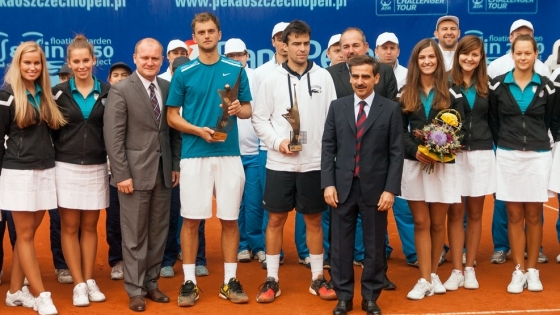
[0,0,558,84]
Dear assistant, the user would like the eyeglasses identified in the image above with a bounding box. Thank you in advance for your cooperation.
[226,52,247,58]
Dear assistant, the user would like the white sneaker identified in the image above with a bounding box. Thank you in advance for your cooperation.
[407,278,434,300]
[254,251,266,263]
[462,253,477,267]
[111,261,124,280]
[556,253,560,263]
[86,279,106,302]
[237,249,251,262]
[507,265,527,294]
[55,269,73,284]
[298,257,311,267]
[6,286,35,307]
[34,292,58,315]
[431,273,446,294]
[72,283,89,307]
[443,269,464,291]
[526,268,543,292]
[463,267,479,289]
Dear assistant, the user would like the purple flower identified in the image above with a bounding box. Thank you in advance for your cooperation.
[429,130,447,146]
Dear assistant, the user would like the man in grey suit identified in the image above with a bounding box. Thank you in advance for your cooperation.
[104,38,181,312]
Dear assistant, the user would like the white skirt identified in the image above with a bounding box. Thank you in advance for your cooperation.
[496,148,553,202]
[55,162,109,210]
[548,143,560,193]
[0,168,57,211]
[401,159,461,204]
[455,150,497,197]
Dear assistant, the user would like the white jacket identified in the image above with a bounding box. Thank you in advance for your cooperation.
[237,66,259,155]
[254,57,282,151]
[252,61,336,172]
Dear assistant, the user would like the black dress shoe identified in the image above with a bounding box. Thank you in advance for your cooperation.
[333,299,353,315]
[382,275,396,290]
[146,288,170,303]
[361,299,381,315]
[129,295,146,312]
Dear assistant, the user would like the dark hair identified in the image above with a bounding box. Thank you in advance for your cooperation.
[67,34,94,60]
[347,55,380,76]
[191,12,221,32]
[512,34,538,53]
[450,35,489,98]
[341,27,367,45]
[282,20,311,44]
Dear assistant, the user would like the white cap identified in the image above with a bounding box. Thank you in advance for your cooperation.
[272,22,289,38]
[436,15,459,30]
[510,19,534,34]
[327,34,341,49]
[376,32,399,46]
[166,40,188,54]
[224,38,247,55]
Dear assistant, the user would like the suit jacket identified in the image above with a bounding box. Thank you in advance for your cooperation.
[326,62,398,100]
[104,72,181,190]
[321,94,404,206]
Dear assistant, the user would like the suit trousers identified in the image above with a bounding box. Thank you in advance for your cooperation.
[331,177,387,301]
[119,161,171,297]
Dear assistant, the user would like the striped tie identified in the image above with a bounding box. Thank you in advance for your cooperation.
[149,83,161,122]
[354,101,367,177]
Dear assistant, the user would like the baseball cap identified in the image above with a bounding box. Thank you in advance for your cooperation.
[510,19,534,34]
[56,63,72,75]
[166,39,188,54]
[271,22,289,38]
[224,38,247,55]
[109,62,132,75]
[327,34,341,49]
[436,15,459,29]
[376,32,399,46]
[172,56,190,72]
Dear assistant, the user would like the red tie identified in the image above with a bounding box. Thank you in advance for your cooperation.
[354,101,367,177]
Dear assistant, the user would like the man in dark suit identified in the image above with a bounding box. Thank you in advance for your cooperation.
[104,38,181,312]
[326,27,398,290]
[322,55,404,315]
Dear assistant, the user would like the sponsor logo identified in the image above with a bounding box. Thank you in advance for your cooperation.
[472,0,483,9]
[223,73,231,76]
[310,85,322,94]
[380,0,391,11]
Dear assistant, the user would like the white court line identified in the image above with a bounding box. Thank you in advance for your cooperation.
[544,204,558,212]
[385,311,560,315]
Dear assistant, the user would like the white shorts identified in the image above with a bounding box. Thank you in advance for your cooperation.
[0,168,57,211]
[496,148,553,202]
[455,150,497,197]
[401,159,461,204]
[180,156,245,220]
[55,162,109,210]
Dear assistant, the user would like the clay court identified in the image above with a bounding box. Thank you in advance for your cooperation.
[1,196,560,315]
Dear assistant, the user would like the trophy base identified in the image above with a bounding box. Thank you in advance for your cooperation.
[288,144,302,152]
[212,131,227,141]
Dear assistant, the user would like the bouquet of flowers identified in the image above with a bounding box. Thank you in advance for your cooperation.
[413,109,463,174]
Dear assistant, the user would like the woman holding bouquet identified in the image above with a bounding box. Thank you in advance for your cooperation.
[399,38,465,300]
[444,35,496,291]
[489,34,557,294]
[52,34,110,306]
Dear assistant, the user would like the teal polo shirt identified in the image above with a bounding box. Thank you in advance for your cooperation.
[26,83,41,109]
[420,88,435,119]
[461,84,476,109]
[69,76,101,119]
[504,70,540,114]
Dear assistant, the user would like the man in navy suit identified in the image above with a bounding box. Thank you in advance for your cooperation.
[322,55,403,315]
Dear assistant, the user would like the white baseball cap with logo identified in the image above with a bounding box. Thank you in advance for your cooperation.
[376,32,399,46]
[166,39,188,54]
[272,22,290,38]
[510,19,534,34]
[435,15,459,30]
[224,38,247,55]
[327,34,341,49]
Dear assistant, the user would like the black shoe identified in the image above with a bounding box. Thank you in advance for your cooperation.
[333,299,353,315]
[382,276,396,290]
[361,299,381,315]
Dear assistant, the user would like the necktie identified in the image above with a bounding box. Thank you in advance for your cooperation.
[354,101,367,177]
[149,83,161,122]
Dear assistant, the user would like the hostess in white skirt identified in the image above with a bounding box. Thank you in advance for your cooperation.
[496,148,552,202]
[0,168,57,211]
[548,143,560,194]
[55,162,109,210]
[455,150,497,197]
[401,159,461,204]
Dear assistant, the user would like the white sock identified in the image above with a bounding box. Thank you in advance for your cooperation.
[309,253,324,280]
[224,263,237,284]
[266,254,280,281]
[183,264,196,284]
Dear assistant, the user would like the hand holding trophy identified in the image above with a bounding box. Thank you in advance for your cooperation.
[212,71,242,141]
[282,84,302,152]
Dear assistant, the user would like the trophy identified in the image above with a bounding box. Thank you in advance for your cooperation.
[212,71,242,140]
[282,84,302,152]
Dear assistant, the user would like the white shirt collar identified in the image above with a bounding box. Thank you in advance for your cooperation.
[136,70,160,92]
[354,92,375,108]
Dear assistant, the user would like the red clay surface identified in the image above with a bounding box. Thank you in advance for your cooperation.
[2,196,560,314]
